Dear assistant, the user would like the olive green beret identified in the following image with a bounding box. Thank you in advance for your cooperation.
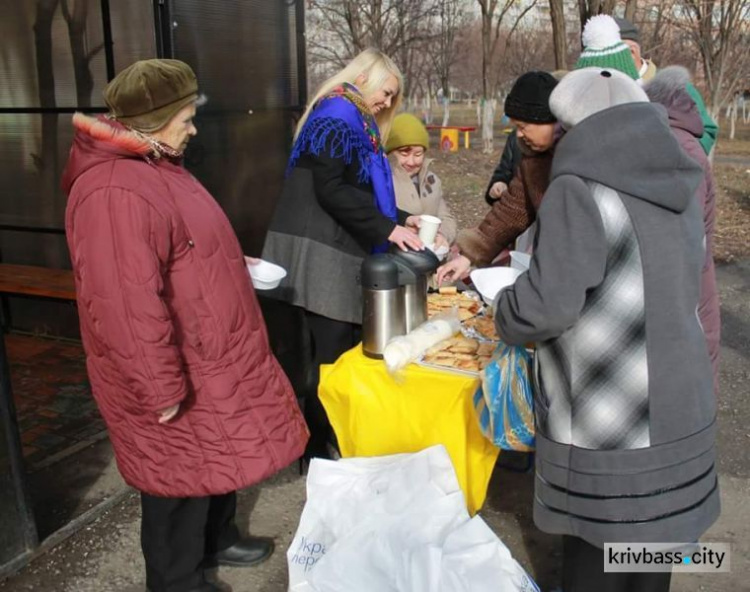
[103,59,198,132]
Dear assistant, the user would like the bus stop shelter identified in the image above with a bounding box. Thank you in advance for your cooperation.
[0,0,307,575]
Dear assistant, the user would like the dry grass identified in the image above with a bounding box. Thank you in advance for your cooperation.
[715,116,750,156]
[713,164,750,262]
[431,145,500,230]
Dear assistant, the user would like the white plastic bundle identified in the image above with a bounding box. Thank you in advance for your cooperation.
[383,309,461,374]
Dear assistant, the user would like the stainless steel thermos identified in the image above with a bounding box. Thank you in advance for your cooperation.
[361,254,406,358]
[361,249,439,358]
[391,249,440,333]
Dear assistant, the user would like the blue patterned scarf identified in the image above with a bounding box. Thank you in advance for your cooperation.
[287,83,397,252]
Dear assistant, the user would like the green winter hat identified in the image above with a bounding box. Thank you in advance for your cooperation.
[385,113,430,153]
[104,59,199,132]
[574,15,639,80]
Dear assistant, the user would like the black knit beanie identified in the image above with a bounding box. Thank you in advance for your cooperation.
[504,71,558,124]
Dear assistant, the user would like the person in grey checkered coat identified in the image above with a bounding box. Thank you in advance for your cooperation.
[495,68,719,592]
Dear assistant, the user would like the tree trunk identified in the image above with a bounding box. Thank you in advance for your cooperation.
[442,74,450,101]
[423,94,433,125]
[624,0,637,21]
[548,0,567,70]
[578,0,617,30]
[481,9,491,98]
[481,98,496,153]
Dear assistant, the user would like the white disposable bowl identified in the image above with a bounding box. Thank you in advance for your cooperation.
[509,251,532,272]
[248,260,287,290]
[470,267,523,305]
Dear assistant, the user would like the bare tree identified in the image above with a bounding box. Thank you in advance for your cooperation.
[476,0,539,98]
[577,0,617,28]
[305,1,437,69]
[549,0,567,69]
[431,0,468,99]
[623,0,637,20]
[502,20,555,78]
[451,19,484,96]
[678,0,750,118]
[475,0,538,152]
[635,0,686,66]
[394,1,439,99]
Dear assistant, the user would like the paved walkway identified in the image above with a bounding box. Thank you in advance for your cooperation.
[1,260,748,591]
[9,334,105,469]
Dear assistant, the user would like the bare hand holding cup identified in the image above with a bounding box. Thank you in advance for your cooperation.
[389,225,425,251]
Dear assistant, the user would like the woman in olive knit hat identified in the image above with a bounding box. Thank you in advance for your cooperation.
[386,112,457,247]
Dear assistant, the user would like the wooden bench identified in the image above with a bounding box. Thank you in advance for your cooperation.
[0,264,76,301]
[0,263,77,558]
[425,125,477,150]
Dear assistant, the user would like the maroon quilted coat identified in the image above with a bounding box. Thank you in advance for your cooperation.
[666,96,721,393]
[62,114,308,497]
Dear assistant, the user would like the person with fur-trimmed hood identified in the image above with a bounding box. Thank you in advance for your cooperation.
[645,66,721,394]
[496,68,720,591]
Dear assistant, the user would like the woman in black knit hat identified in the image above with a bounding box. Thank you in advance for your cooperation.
[438,71,560,284]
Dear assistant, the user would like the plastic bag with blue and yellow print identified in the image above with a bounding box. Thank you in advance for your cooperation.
[473,341,535,451]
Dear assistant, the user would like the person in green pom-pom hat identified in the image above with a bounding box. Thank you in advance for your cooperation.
[574,14,640,80]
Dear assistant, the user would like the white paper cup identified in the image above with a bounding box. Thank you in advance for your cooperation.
[418,214,441,246]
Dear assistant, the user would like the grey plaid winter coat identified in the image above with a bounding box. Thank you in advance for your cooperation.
[496,102,719,547]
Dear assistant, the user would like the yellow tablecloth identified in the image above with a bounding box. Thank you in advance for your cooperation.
[319,346,499,514]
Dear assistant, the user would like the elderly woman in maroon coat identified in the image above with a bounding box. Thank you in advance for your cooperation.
[645,66,721,393]
[62,59,308,592]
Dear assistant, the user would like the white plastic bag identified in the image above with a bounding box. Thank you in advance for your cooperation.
[287,445,539,592]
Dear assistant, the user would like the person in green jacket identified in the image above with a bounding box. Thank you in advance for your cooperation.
[615,16,718,155]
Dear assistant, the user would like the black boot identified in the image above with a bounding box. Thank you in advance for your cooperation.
[207,536,274,568]
[148,583,227,592]
[190,584,227,592]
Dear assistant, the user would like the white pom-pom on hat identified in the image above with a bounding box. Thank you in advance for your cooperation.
[582,14,624,50]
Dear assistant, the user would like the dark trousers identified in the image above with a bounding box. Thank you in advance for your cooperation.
[303,311,360,457]
[141,491,240,592]
[563,536,672,592]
